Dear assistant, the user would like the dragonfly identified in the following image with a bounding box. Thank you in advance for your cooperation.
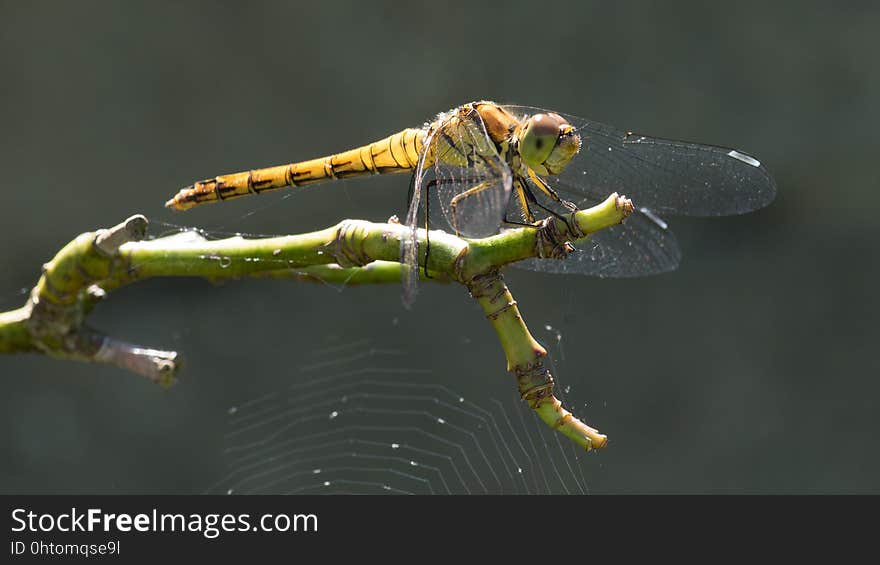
[165,101,776,304]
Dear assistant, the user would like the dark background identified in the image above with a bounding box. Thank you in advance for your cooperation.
[1,1,877,493]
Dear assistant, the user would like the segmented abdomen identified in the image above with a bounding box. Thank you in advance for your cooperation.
[165,128,426,211]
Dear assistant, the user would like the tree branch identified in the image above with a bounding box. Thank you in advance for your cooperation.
[0,193,633,450]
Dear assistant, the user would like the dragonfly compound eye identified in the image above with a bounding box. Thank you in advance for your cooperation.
[520,113,581,175]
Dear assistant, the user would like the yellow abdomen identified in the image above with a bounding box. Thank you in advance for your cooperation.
[165,128,426,211]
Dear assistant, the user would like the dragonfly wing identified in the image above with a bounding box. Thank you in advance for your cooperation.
[429,105,513,238]
[401,106,513,308]
[500,105,776,217]
[511,207,681,277]
[401,127,435,309]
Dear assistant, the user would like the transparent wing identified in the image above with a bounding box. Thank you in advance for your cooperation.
[429,106,513,237]
[401,106,512,307]
[400,128,435,309]
[512,206,681,277]
[501,105,776,217]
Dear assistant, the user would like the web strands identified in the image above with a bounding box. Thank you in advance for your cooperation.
[206,339,591,495]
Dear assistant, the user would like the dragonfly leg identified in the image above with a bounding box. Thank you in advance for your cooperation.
[502,215,536,227]
[448,180,496,236]
[501,179,538,228]
[520,181,579,237]
[423,181,432,279]
[409,176,486,211]
[527,169,578,211]
[501,213,539,228]
[513,179,537,224]
[408,175,484,278]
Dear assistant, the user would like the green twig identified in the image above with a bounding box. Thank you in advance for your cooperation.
[0,193,633,450]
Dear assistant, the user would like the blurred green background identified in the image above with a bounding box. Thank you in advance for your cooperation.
[1,1,877,493]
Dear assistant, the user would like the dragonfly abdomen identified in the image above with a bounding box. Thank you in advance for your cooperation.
[165,128,426,211]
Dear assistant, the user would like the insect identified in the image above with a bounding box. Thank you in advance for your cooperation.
[165,101,776,303]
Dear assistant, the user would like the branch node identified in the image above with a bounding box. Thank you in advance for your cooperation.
[566,212,587,240]
[94,214,148,256]
[534,218,575,260]
[514,361,555,408]
[94,337,181,387]
[86,284,107,302]
[465,271,501,300]
[615,193,635,216]
[451,246,469,282]
[331,220,372,268]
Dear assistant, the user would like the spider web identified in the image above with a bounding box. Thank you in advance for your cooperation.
[202,336,593,495]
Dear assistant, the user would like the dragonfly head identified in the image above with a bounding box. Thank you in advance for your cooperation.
[518,113,581,175]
